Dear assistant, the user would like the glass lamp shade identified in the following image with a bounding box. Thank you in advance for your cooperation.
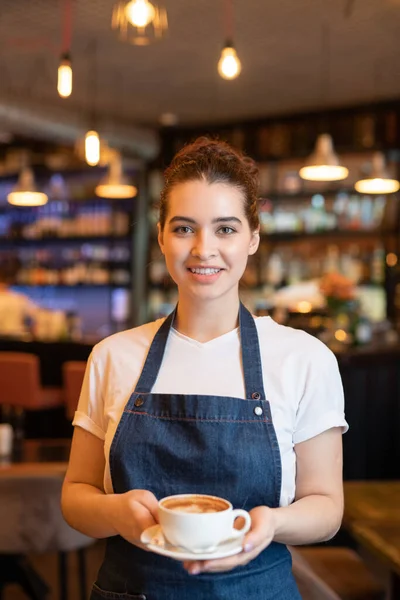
[355,153,400,194]
[7,168,48,206]
[112,0,168,45]
[299,134,349,182]
[95,154,137,199]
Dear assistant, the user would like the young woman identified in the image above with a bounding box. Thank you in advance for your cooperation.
[62,138,348,600]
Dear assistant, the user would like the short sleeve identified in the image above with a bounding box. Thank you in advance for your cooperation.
[293,344,349,445]
[72,351,107,441]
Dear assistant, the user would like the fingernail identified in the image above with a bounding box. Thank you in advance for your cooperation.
[190,567,201,575]
[243,542,253,553]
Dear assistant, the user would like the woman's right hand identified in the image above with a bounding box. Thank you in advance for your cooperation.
[111,489,159,546]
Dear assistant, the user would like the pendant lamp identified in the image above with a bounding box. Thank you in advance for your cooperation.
[355,152,400,194]
[218,0,241,80]
[95,152,137,199]
[299,134,349,182]
[57,0,73,98]
[112,0,168,45]
[7,167,48,206]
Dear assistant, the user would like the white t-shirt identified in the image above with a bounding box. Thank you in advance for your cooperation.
[73,316,348,507]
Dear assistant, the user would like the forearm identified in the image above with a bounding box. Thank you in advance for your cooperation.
[272,494,343,545]
[61,482,121,539]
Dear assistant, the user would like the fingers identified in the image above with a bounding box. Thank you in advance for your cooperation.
[242,506,273,551]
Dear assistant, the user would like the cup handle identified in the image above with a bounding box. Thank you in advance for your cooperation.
[230,509,251,539]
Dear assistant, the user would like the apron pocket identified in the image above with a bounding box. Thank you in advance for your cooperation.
[90,583,146,600]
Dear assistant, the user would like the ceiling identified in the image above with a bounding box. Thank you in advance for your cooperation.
[0,0,399,155]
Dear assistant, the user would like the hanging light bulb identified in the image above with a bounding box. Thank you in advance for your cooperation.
[355,152,400,194]
[218,41,241,80]
[125,0,155,27]
[95,152,137,199]
[112,1,168,45]
[57,52,72,98]
[85,130,100,166]
[7,167,48,206]
[299,134,349,182]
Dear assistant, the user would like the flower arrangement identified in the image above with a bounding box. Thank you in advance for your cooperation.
[319,272,356,315]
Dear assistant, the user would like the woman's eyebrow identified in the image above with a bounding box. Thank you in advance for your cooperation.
[168,216,242,225]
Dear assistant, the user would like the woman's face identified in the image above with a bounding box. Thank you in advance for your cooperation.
[158,179,259,304]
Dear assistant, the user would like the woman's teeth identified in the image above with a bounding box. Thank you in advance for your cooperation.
[189,268,221,275]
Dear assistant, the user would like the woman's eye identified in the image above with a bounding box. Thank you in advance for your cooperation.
[174,226,193,234]
[218,226,235,235]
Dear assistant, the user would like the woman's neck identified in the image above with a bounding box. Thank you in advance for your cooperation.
[174,293,240,343]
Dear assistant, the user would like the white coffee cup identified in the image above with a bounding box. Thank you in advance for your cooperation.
[0,424,13,458]
[158,493,251,553]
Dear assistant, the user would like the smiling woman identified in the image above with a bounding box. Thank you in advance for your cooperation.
[62,137,348,600]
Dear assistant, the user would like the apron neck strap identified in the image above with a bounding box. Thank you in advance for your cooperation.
[134,303,266,400]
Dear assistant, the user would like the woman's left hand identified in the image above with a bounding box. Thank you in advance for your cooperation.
[183,505,276,575]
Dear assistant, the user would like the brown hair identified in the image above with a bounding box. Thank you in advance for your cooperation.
[159,137,259,231]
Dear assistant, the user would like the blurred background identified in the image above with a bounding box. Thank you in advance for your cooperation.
[0,2,400,599]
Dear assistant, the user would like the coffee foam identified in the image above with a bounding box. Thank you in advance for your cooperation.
[162,496,228,514]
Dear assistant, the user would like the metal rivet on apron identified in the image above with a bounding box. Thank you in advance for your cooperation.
[252,392,261,400]
[134,397,145,407]
[254,406,263,416]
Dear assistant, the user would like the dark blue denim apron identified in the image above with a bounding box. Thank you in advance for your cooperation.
[91,303,301,600]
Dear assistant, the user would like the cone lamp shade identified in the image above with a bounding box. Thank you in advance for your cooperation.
[355,152,400,194]
[7,168,48,206]
[299,134,349,182]
[95,154,137,199]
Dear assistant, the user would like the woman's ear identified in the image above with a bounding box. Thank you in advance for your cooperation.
[248,227,260,256]
[157,223,165,255]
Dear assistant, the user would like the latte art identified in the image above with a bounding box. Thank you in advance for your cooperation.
[162,496,228,514]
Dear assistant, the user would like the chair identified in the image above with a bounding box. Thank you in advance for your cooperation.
[291,546,385,600]
[62,361,87,421]
[0,473,94,600]
[0,352,63,411]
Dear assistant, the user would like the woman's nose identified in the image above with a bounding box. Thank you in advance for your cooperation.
[190,232,217,260]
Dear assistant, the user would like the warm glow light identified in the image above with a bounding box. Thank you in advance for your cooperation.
[300,134,348,182]
[57,54,72,98]
[218,45,241,80]
[299,165,349,182]
[387,253,398,267]
[7,167,48,206]
[7,191,48,206]
[95,184,137,199]
[125,0,155,27]
[296,301,312,313]
[334,329,347,342]
[354,178,400,194]
[85,131,100,166]
[95,151,137,198]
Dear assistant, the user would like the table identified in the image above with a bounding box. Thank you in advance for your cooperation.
[0,438,90,600]
[0,438,70,478]
[343,481,400,599]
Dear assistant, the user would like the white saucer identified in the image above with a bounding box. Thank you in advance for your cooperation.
[140,524,244,561]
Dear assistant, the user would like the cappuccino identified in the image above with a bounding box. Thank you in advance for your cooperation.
[158,493,251,553]
[162,496,228,514]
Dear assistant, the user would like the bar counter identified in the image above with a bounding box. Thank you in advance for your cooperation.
[1,337,400,481]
